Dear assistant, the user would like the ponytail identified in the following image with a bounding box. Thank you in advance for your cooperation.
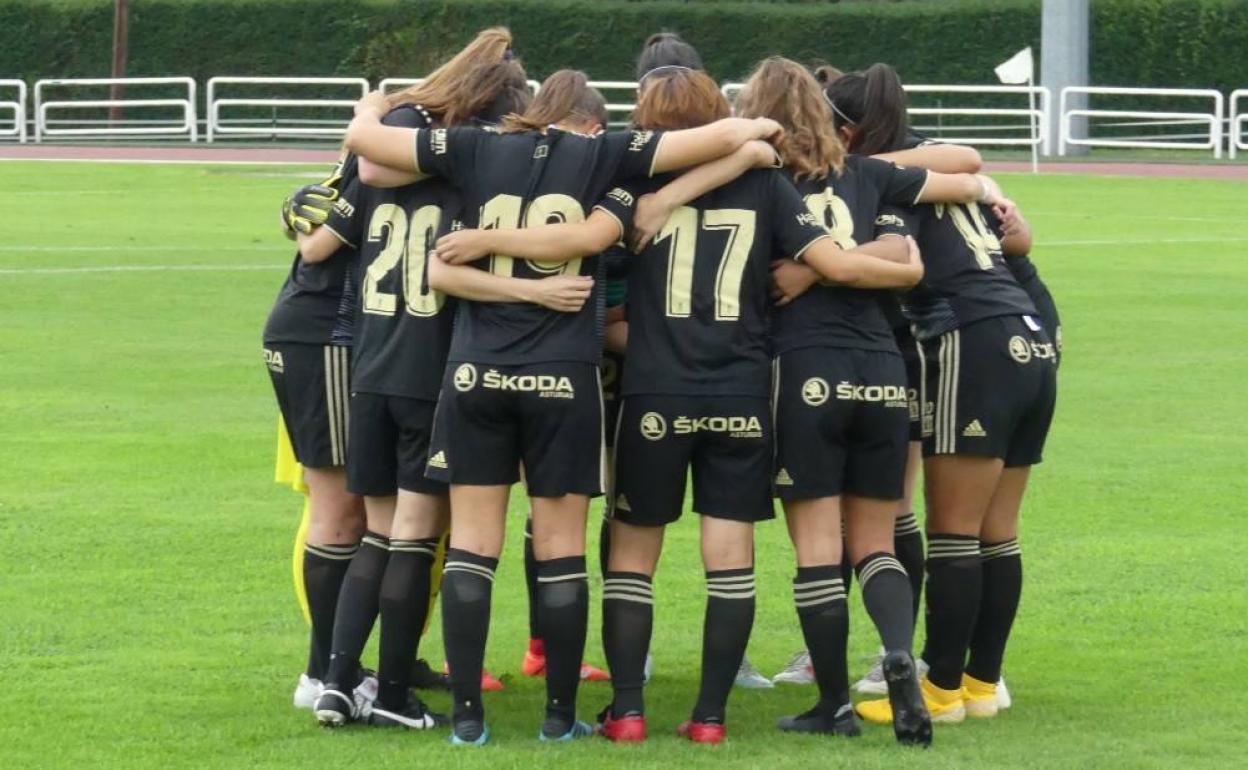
[824,62,910,155]
[501,69,607,133]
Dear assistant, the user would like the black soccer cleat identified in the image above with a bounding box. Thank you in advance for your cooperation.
[314,687,358,727]
[410,658,449,691]
[776,702,861,737]
[449,717,490,747]
[367,695,449,730]
[882,650,933,748]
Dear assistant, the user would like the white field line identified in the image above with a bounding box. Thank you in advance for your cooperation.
[1028,210,1232,224]
[0,245,279,252]
[0,264,284,275]
[1040,236,1248,247]
[0,157,330,167]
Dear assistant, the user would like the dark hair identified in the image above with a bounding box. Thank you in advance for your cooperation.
[475,77,532,125]
[502,69,606,133]
[823,62,910,155]
[812,64,843,86]
[635,32,704,80]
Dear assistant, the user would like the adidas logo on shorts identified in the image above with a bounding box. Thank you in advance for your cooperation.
[774,468,794,486]
[427,450,448,469]
[962,420,987,438]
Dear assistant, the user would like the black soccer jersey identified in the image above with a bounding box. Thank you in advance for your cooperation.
[898,202,1037,341]
[772,155,929,356]
[598,169,829,398]
[324,175,459,402]
[412,125,664,365]
[262,153,360,347]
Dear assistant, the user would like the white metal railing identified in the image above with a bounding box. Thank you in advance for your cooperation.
[207,77,369,141]
[1059,86,1224,158]
[34,77,196,142]
[1229,89,1248,159]
[721,82,745,103]
[0,79,27,142]
[904,85,1051,154]
[588,80,639,125]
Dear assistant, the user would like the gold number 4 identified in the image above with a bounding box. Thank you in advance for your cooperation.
[362,203,445,318]
[939,203,1002,270]
[654,206,756,321]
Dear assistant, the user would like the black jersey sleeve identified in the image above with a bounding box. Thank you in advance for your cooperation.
[874,206,911,240]
[604,129,665,183]
[323,175,366,249]
[383,104,432,129]
[413,125,482,181]
[593,185,640,237]
[861,156,930,207]
[770,172,832,260]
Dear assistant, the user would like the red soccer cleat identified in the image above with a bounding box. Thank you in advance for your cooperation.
[522,648,546,678]
[677,720,726,744]
[443,662,506,692]
[599,713,647,742]
[580,662,611,682]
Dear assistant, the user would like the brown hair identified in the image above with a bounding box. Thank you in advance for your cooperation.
[385,27,522,124]
[632,69,729,130]
[501,69,607,133]
[735,56,845,179]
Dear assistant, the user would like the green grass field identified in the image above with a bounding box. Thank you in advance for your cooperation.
[2,160,1246,768]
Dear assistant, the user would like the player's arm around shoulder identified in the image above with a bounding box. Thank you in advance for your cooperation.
[433,209,622,266]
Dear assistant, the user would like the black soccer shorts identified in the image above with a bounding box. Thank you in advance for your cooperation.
[893,324,927,442]
[920,315,1058,467]
[609,394,775,526]
[774,346,910,501]
[1019,277,1062,368]
[426,361,606,497]
[347,392,447,497]
[265,343,350,469]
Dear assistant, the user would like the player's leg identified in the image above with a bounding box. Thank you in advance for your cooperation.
[517,362,605,741]
[681,397,772,743]
[962,466,1027,718]
[522,515,545,675]
[599,394,688,741]
[529,493,592,740]
[369,396,451,728]
[442,484,510,745]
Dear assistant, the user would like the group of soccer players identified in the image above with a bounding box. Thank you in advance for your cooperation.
[263,27,1059,748]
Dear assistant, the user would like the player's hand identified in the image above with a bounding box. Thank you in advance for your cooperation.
[434,229,494,265]
[355,90,389,119]
[752,117,785,142]
[770,259,821,306]
[529,275,594,313]
[994,198,1022,234]
[977,174,1006,206]
[281,183,338,235]
[629,193,674,253]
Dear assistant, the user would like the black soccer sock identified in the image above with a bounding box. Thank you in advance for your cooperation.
[598,517,612,581]
[966,538,1023,684]
[536,556,590,734]
[441,548,498,725]
[324,532,389,689]
[302,542,358,681]
[924,534,982,691]
[692,568,756,724]
[523,517,541,647]
[857,552,915,653]
[376,537,440,709]
[793,564,850,711]
[603,571,653,717]
[894,512,925,623]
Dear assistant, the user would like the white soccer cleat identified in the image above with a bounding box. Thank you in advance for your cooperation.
[734,655,774,689]
[997,676,1011,710]
[294,674,323,710]
[773,649,816,686]
[353,671,379,718]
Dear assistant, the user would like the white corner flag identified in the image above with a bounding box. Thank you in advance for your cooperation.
[995,47,1040,173]
[995,47,1033,85]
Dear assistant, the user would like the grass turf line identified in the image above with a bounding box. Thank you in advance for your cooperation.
[1,161,1246,768]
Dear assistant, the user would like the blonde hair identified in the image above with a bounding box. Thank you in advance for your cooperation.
[501,70,607,133]
[633,69,729,130]
[385,27,520,124]
[735,56,845,179]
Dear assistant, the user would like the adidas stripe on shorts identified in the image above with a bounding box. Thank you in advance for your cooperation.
[919,315,1058,467]
[264,343,350,469]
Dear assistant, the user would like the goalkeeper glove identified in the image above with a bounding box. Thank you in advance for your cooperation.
[281,178,340,236]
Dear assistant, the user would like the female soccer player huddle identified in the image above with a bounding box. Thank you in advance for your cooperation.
[263,27,1060,748]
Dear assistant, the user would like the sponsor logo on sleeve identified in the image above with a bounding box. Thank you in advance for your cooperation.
[796,211,820,228]
[607,187,634,207]
[332,197,355,218]
[875,213,905,228]
[629,130,654,153]
[430,128,448,155]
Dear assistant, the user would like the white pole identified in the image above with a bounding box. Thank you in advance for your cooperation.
[1029,75,1040,174]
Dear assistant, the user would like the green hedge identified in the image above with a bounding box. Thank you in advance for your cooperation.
[1,0,1245,98]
